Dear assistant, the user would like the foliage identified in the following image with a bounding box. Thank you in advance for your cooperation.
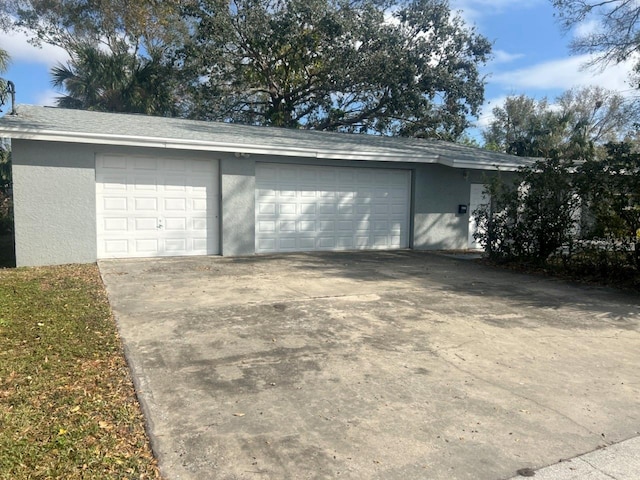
[0,46,10,114]
[475,140,640,288]
[1,0,187,116]
[474,157,580,263]
[482,87,637,159]
[4,0,491,137]
[551,0,640,71]
[51,43,179,115]
[0,264,161,479]
[576,142,640,268]
[0,0,187,55]
[0,143,10,234]
[482,95,568,158]
[179,0,491,139]
[0,46,8,73]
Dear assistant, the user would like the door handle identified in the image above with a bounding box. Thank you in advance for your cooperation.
[157,218,164,230]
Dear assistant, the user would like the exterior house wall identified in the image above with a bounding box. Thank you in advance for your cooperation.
[11,138,516,266]
[412,164,515,250]
[12,140,97,266]
[413,163,472,250]
[12,140,224,266]
[220,156,256,256]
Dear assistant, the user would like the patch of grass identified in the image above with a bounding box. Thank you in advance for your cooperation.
[0,264,161,479]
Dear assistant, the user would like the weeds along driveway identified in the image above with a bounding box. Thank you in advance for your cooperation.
[99,251,640,480]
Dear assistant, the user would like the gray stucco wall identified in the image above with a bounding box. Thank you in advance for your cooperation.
[12,141,224,266]
[220,155,256,256]
[412,163,469,250]
[12,140,97,266]
[10,137,516,266]
[412,164,511,250]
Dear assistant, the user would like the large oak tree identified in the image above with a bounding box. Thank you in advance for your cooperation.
[179,0,491,139]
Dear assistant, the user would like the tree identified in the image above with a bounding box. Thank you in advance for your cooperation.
[577,141,640,268]
[1,1,187,115]
[482,95,569,157]
[0,47,12,233]
[0,47,8,73]
[0,0,188,55]
[0,45,11,113]
[51,43,179,115]
[482,87,636,159]
[551,0,640,71]
[474,158,580,263]
[179,0,491,139]
[556,86,637,159]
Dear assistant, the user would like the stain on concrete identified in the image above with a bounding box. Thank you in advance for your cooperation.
[99,251,640,480]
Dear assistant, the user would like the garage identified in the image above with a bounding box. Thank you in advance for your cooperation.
[1,106,526,267]
[255,163,411,253]
[96,154,219,259]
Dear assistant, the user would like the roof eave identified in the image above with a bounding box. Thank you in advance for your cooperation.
[0,125,523,170]
[0,127,441,163]
[439,156,524,171]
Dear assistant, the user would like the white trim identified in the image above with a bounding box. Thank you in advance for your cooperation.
[0,128,439,163]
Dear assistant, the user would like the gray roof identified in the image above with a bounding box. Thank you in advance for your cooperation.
[0,105,531,170]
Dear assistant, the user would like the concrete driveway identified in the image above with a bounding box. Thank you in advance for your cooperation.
[99,251,640,480]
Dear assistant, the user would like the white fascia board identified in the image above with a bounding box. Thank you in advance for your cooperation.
[0,128,441,163]
[438,156,522,172]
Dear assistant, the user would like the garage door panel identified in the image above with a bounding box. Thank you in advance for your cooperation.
[164,159,186,172]
[102,156,128,170]
[134,217,157,231]
[299,221,315,232]
[135,197,157,211]
[258,203,276,215]
[165,218,187,231]
[105,239,129,254]
[133,158,158,170]
[279,237,297,250]
[192,218,208,230]
[97,155,219,258]
[258,221,276,233]
[165,182,186,192]
[192,199,208,211]
[99,176,127,190]
[279,220,296,232]
[164,198,186,211]
[256,164,410,253]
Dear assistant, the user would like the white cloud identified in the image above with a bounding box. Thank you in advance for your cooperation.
[451,0,543,23]
[491,54,636,94]
[573,19,601,39]
[34,89,60,107]
[491,49,524,65]
[0,30,69,68]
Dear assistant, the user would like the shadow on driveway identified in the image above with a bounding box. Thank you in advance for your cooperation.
[100,251,640,480]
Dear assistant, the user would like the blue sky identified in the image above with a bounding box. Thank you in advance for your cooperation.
[0,0,636,137]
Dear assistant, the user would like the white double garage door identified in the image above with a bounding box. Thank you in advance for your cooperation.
[96,156,411,258]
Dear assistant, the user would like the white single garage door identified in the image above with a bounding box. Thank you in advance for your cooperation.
[96,154,219,259]
[256,163,411,253]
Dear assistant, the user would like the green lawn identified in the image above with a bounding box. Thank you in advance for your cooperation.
[0,264,161,479]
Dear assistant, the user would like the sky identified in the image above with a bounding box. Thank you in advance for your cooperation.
[0,0,637,140]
